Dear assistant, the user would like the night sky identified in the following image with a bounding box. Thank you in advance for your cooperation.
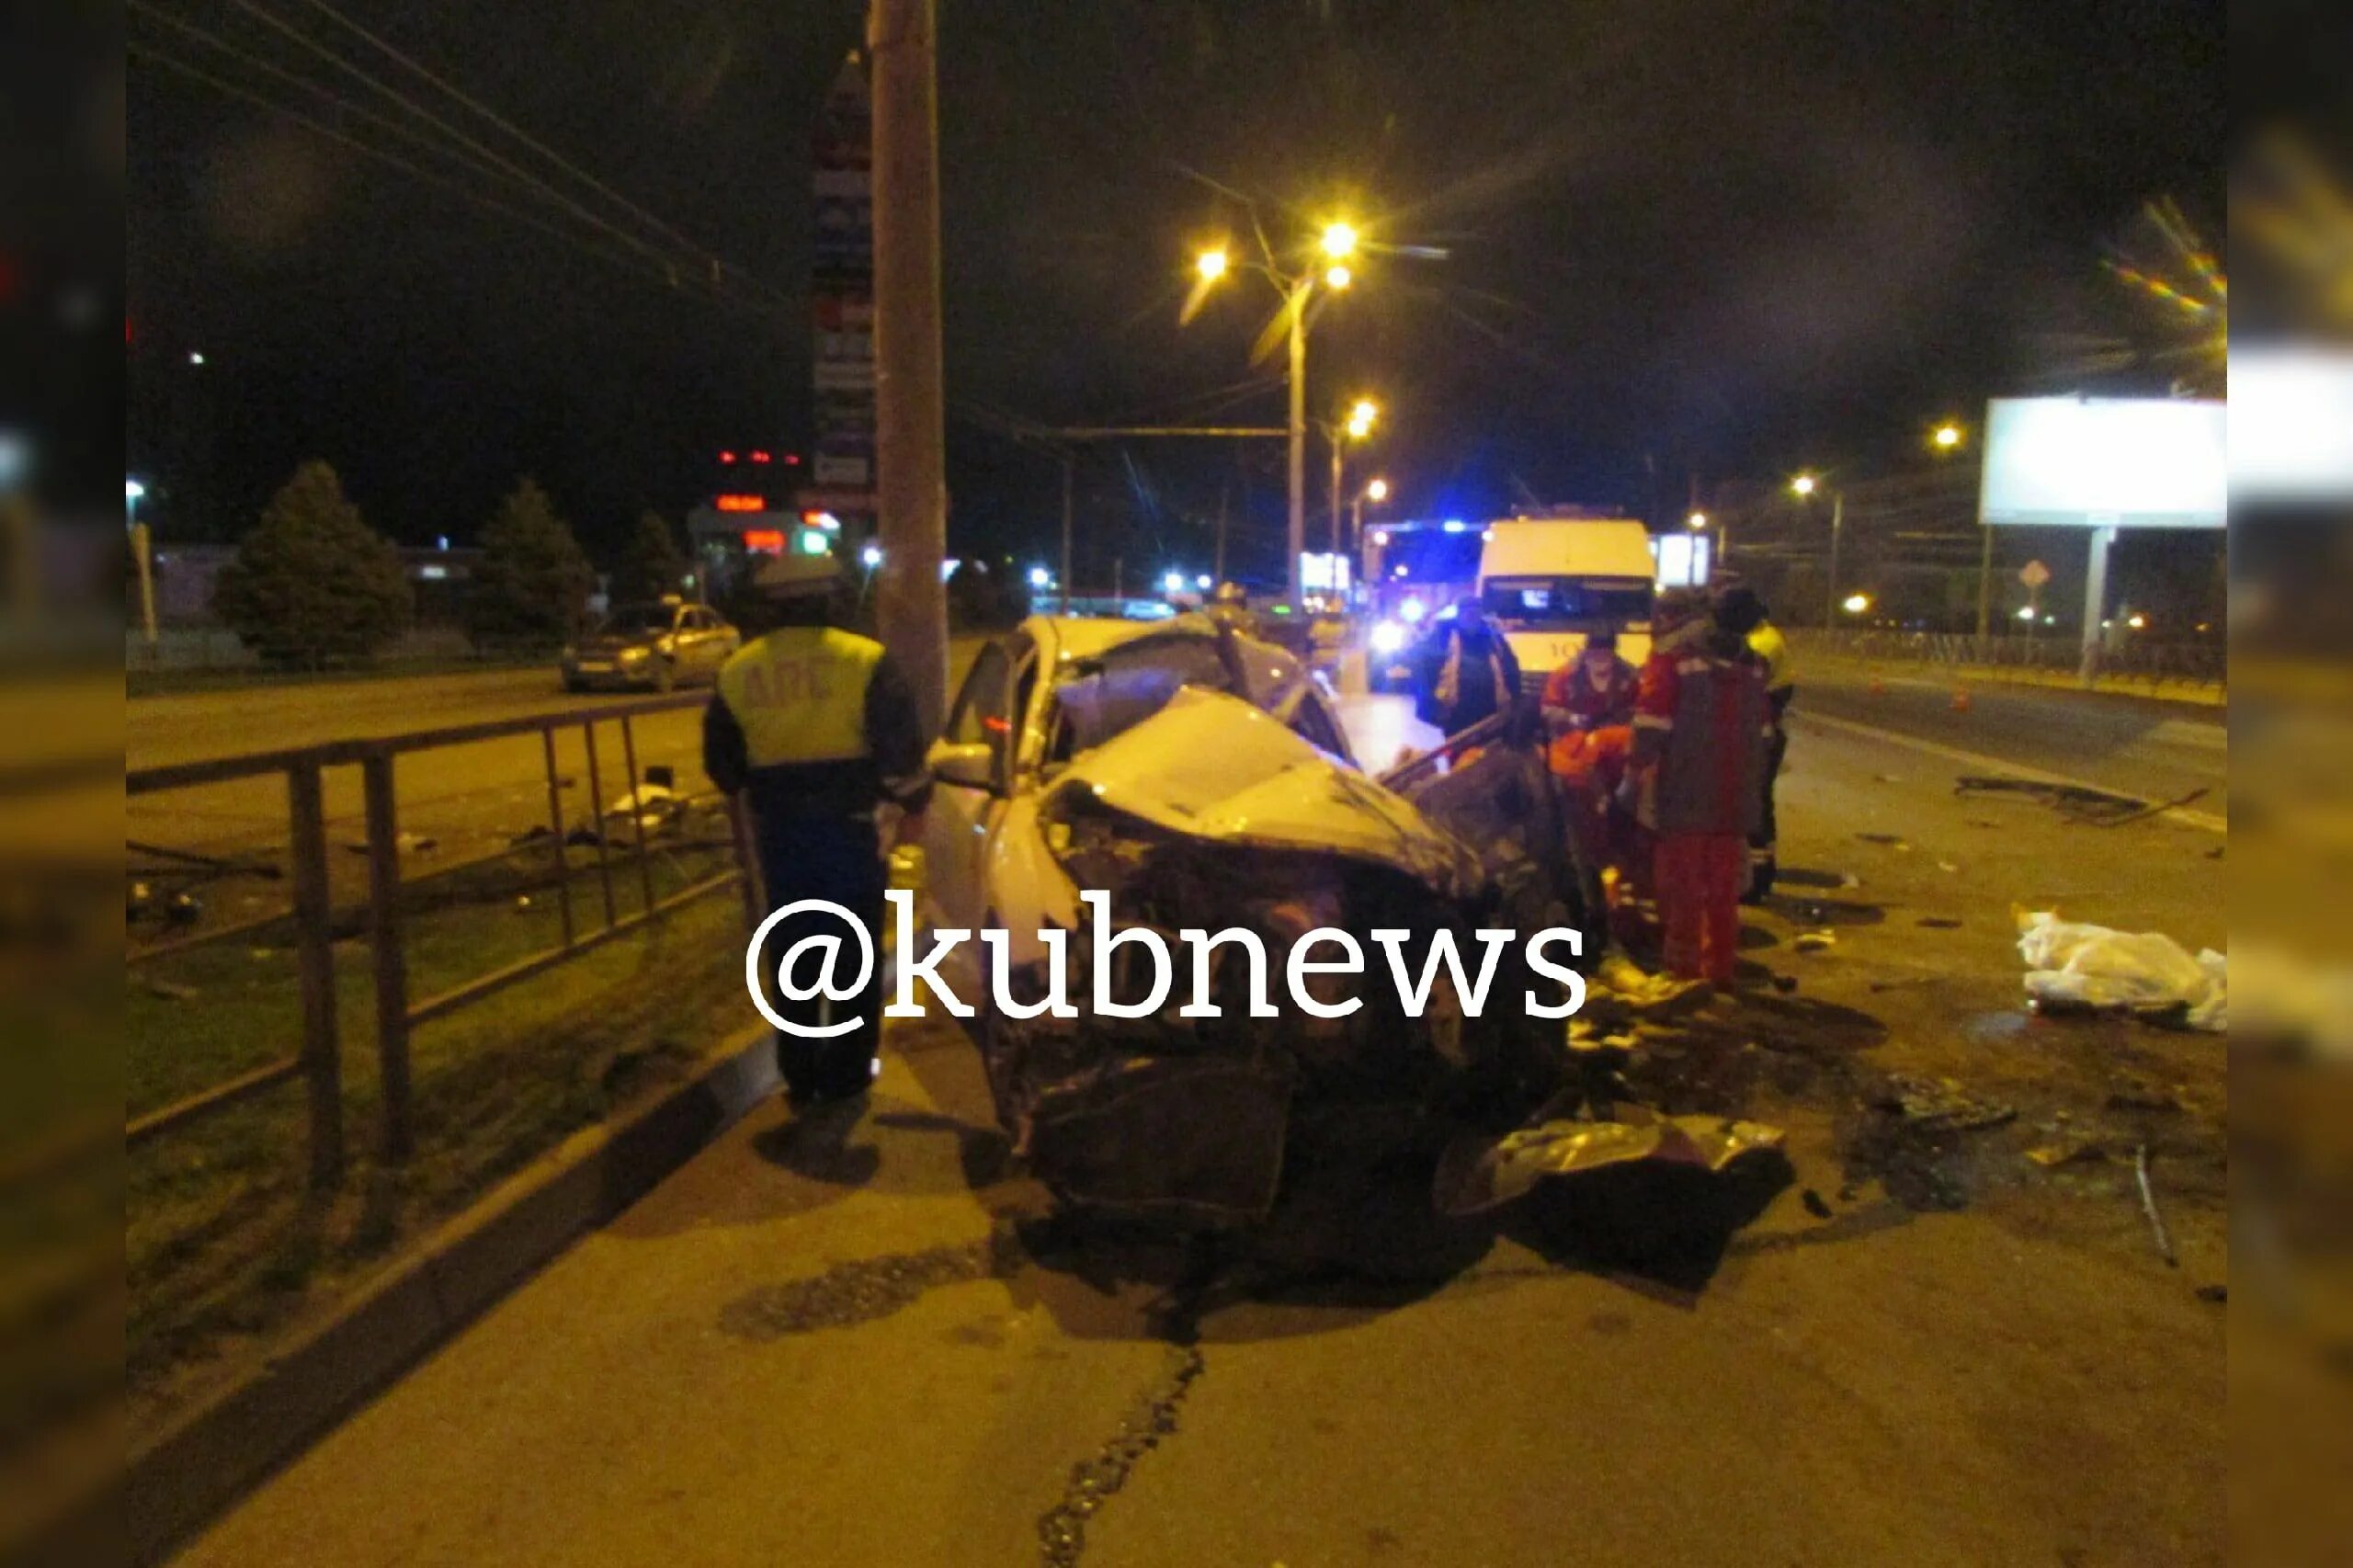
[126,0,2225,589]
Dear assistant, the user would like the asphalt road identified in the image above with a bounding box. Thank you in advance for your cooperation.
[1798,657,2228,826]
[174,681,2228,1566]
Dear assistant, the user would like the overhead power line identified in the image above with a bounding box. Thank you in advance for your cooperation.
[280,0,756,287]
[129,40,765,310]
[131,2,794,318]
[208,0,780,300]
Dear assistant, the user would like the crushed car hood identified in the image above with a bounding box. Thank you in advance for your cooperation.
[1044,687,1483,896]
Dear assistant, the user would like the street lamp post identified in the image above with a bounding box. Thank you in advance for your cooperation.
[1790,473,1845,634]
[1351,476,1389,558]
[1193,220,1360,605]
[1326,397,1379,557]
[127,478,158,649]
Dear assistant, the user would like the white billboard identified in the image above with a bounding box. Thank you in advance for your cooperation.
[1979,396,2225,529]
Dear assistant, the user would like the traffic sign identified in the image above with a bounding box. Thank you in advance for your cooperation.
[2018,560,2051,588]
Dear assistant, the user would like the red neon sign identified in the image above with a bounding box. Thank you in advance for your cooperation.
[741,529,786,553]
[715,494,767,513]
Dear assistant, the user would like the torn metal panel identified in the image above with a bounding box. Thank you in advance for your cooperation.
[1435,1108,1787,1217]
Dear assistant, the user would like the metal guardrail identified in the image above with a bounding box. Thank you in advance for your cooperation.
[124,693,744,1188]
[1790,630,2226,690]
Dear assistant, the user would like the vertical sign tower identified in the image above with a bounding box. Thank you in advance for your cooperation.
[805,53,877,539]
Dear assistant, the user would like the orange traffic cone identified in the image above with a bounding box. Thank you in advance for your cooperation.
[1868,676,1886,696]
[1950,687,1972,713]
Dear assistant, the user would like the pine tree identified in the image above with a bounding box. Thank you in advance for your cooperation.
[465,477,595,649]
[611,510,689,605]
[212,461,413,669]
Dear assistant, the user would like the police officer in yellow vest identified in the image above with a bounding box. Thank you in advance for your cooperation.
[704,553,931,1105]
[1713,585,1794,902]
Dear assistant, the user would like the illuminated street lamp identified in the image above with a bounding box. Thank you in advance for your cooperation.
[1686,510,1709,529]
[1188,214,1371,604]
[1327,397,1382,557]
[1790,472,1847,632]
[126,478,155,647]
[1351,474,1392,571]
[1931,420,1966,451]
[1842,592,1871,616]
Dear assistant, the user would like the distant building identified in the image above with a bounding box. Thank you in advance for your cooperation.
[149,541,483,626]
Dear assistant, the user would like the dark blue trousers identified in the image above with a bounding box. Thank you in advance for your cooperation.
[752,812,886,1101]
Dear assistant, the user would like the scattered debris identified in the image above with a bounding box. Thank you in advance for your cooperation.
[1857,832,1905,846]
[1802,1188,1834,1219]
[343,832,439,858]
[2133,1144,2178,1268]
[509,824,554,846]
[2195,1283,2226,1304]
[144,977,198,1002]
[607,781,681,826]
[1793,930,1838,953]
[1435,1108,1787,1217]
[1565,1019,1640,1055]
[1916,916,1961,929]
[1590,953,1710,1013]
[564,825,604,848]
[1838,872,1861,890]
[1955,775,2211,828]
[2016,910,2225,1031]
[2105,1079,2184,1115]
[1937,860,1960,873]
[1873,1074,2016,1132]
[1768,973,1799,994]
[2026,1138,2104,1168]
[1873,773,1904,784]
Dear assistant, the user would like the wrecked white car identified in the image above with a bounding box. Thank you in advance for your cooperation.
[921,615,1578,1224]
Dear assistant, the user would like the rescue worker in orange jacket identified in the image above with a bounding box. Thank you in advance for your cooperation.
[704,553,931,1107]
[1629,588,1771,987]
[1540,630,1640,735]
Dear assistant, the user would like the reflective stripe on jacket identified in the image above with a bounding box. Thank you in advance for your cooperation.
[715,626,884,767]
[1630,636,1770,837]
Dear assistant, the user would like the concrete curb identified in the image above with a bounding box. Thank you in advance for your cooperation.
[120,1028,778,1565]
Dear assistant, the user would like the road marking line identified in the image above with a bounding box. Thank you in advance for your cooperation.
[1792,710,2229,835]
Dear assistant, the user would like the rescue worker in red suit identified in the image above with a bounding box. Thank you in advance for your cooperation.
[704,554,931,1107]
[1628,589,1771,988]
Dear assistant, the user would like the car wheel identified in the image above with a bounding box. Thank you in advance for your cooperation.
[562,676,586,694]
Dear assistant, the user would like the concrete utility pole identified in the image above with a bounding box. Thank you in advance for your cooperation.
[869,0,948,733]
[1287,298,1307,604]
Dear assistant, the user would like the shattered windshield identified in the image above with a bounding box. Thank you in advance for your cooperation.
[1048,636,1234,761]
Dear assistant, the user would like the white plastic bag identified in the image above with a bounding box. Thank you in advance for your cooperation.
[2015,910,2226,1030]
